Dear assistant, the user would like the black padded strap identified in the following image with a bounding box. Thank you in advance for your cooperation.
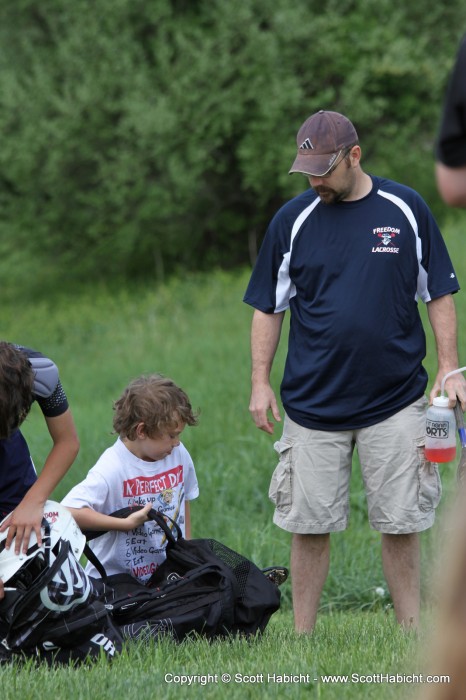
[83,542,108,580]
[82,507,182,581]
[109,507,182,544]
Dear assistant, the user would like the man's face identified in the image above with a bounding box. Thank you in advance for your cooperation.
[306,149,356,204]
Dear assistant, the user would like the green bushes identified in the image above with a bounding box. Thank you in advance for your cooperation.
[0,0,464,297]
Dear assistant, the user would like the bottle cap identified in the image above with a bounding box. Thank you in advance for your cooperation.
[433,395,450,407]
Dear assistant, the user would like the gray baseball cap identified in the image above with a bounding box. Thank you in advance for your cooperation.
[289,110,358,177]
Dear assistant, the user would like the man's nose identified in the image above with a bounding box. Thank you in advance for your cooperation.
[309,175,324,186]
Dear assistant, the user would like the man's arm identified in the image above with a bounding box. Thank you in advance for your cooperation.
[435,35,466,208]
[427,294,466,409]
[249,309,285,434]
[435,162,466,208]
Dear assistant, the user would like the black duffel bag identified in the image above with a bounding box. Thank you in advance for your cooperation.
[85,507,285,641]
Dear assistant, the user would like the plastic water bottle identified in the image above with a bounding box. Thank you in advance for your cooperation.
[425,396,457,463]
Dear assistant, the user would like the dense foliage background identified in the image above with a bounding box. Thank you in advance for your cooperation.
[0,7,464,690]
[0,0,465,298]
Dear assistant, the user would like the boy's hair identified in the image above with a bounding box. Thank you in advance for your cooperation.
[0,342,35,439]
[113,374,199,440]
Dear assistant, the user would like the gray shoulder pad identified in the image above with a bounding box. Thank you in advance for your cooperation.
[29,356,59,398]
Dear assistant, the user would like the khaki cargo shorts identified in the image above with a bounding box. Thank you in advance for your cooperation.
[269,397,441,535]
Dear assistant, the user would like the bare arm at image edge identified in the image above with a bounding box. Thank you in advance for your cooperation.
[435,35,466,207]
[435,162,466,208]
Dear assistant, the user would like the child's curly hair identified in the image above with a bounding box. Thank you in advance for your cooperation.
[112,374,199,440]
[0,341,35,439]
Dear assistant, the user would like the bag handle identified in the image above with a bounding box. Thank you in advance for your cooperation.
[109,507,182,545]
[84,507,182,545]
[83,507,182,582]
[42,517,52,567]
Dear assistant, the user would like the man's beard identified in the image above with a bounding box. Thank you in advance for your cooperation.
[314,186,350,205]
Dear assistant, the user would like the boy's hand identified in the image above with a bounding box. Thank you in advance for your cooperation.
[122,503,152,530]
[0,501,44,554]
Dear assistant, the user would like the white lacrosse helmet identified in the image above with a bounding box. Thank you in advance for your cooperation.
[0,500,85,585]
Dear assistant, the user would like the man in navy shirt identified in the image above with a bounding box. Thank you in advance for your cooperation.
[436,34,466,207]
[244,110,466,633]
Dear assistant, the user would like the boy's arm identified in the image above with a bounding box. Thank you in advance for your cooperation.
[66,503,152,532]
[0,409,80,554]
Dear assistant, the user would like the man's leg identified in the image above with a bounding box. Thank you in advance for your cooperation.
[381,532,420,629]
[291,532,330,633]
[357,399,436,630]
[271,416,352,633]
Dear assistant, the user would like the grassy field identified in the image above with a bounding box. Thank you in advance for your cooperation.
[1,611,423,700]
[0,219,465,698]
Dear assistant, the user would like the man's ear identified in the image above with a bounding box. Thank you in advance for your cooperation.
[349,144,362,167]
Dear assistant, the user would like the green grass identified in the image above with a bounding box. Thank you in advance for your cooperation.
[1,612,421,700]
[0,220,465,698]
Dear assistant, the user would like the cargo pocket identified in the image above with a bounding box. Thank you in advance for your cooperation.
[416,437,442,512]
[269,440,293,513]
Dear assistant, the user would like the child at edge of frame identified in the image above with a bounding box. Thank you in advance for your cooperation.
[61,373,199,584]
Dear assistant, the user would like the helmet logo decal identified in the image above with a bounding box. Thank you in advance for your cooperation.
[39,548,91,612]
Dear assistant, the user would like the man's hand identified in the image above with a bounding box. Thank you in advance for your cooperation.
[429,370,466,410]
[249,382,282,434]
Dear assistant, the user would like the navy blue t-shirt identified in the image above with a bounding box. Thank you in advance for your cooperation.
[0,346,69,518]
[244,176,460,431]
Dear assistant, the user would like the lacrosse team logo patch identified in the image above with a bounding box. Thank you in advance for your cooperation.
[371,226,400,254]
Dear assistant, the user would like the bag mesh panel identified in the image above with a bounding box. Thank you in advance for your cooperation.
[206,539,251,596]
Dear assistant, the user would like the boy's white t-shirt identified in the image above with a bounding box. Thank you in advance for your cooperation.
[62,437,199,583]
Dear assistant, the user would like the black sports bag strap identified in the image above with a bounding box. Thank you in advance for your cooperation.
[109,506,182,545]
[83,542,108,580]
[82,507,182,581]
[83,507,181,545]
